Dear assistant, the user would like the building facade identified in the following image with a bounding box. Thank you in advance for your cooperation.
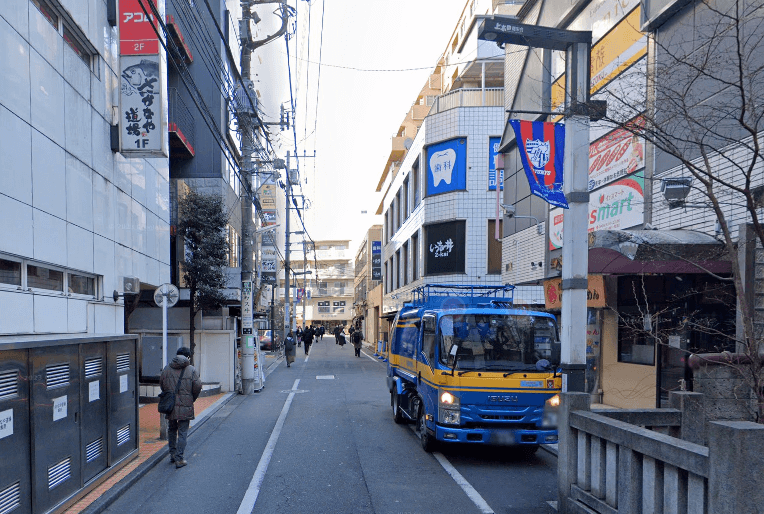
[377,0,518,315]
[353,225,383,340]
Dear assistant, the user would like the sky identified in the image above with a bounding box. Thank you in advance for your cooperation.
[283,0,470,253]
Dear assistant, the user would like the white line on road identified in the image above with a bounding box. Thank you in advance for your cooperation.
[433,452,495,514]
[236,378,300,514]
[361,350,383,364]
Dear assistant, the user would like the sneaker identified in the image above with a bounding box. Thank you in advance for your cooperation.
[175,459,187,468]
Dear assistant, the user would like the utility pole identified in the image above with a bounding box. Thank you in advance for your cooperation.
[283,153,292,335]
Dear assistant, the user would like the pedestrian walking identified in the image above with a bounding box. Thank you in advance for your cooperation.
[284,330,297,367]
[318,325,324,341]
[352,328,363,357]
[296,326,303,347]
[337,331,346,347]
[334,325,341,345]
[159,347,202,469]
[303,325,314,355]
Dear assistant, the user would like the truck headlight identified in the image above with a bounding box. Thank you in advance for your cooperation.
[542,394,560,428]
[439,389,460,425]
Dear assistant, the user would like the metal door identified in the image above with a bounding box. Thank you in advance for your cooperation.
[0,349,32,514]
[107,340,137,464]
[80,343,108,483]
[30,344,82,513]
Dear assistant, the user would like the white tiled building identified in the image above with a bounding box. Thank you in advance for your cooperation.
[377,0,520,313]
[0,0,170,336]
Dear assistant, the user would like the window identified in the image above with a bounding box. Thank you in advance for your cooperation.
[384,262,388,293]
[487,219,503,274]
[27,265,64,291]
[0,259,21,286]
[31,0,98,74]
[384,211,389,242]
[403,178,409,221]
[395,249,401,290]
[226,225,241,267]
[412,158,420,207]
[69,274,95,296]
[403,242,409,286]
[411,233,419,281]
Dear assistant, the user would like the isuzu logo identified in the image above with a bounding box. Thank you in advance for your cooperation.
[487,395,518,403]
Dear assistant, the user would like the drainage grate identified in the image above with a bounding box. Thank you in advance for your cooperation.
[48,458,71,490]
[84,357,102,379]
[85,438,103,463]
[0,371,18,402]
[0,481,20,514]
[116,354,130,373]
[46,364,69,390]
[117,425,130,446]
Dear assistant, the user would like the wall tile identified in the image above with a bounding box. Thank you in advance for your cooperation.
[31,129,66,218]
[0,195,33,257]
[115,188,131,247]
[92,172,115,239]
[28,6,63,74]
[33,209,66,265]
[66,153,93,230]
[30,49,65,146]
[64,84,93,167]
[0,106,32,205]
[67,297,87,332]
[67,222,94,272]
[0,17,31,122]
[33,294,67,333]
[0,291,34,334]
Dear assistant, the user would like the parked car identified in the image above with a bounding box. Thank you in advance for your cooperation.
[259,330,274,351]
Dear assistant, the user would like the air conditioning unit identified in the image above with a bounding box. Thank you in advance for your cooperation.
[123,277,141,294]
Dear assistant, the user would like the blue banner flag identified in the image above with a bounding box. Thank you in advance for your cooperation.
[508,120,568,208]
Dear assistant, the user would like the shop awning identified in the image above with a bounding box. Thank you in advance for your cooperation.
[588,229,731,274]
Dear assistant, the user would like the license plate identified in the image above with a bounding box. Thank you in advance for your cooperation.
[491,429,517,445]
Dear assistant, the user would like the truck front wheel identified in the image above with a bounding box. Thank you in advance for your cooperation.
[417,405,436,452]
[391,389,405,424]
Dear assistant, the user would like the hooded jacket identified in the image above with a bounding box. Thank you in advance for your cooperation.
[159,355,202,421]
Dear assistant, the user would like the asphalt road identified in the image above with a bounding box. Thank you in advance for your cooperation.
[105,339,558,514]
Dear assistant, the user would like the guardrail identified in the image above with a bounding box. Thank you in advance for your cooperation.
[558,392,764,514]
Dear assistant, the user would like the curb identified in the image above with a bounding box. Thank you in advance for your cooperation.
[80,392,237,514]
[540,443,559,457]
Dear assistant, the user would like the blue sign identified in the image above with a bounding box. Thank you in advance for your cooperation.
[488,136,503,191]
[372,241,381,253]
[426,138,467,197]
[508,120,568,208]
[371,240,382,281]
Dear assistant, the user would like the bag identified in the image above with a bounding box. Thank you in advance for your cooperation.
[158,367,186,415]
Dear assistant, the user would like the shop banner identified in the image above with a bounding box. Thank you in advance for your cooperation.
[589,174,644,232]
[371,241,382,281]
[426,138,467,196]
[424,220,466,275]
[544,275,606,310]
[588,118,645,191]
[549,207,564,251]
[509,120,568,208]
[488,136,503,191]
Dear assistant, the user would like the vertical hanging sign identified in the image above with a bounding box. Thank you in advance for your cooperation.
[509,120,568,208]
[118,0,166,156]
[242,280,253,335]
[371,241,382,281]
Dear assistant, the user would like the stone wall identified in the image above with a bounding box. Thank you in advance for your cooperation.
[692,359,758,422]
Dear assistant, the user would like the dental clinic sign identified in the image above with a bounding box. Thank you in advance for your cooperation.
[118,0,166,157]
[426,138,467,196]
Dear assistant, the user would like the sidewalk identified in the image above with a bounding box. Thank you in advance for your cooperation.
[64,392,233,514]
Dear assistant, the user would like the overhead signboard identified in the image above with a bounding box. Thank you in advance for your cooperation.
[426,138,467,197]
[544,275,606,310]
[588,117,645,191]
[424,220,466,275]
[118,0,166,157]
[371,241,382,281]
[242,281,253,335]
[488,136,503,191]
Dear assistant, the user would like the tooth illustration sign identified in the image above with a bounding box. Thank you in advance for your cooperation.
[426,138,467,196]
[430,149,456,186]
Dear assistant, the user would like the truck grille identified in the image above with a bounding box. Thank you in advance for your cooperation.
[480,414,522,421]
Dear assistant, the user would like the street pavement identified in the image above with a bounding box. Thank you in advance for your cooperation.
[98,339,558,514]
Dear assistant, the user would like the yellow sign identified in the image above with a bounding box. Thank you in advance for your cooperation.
[544,275,606,310]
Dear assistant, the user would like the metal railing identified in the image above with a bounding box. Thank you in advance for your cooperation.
[431,88,504,114]
[168,87,195,151]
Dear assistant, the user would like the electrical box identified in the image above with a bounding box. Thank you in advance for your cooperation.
[140,336,184,381]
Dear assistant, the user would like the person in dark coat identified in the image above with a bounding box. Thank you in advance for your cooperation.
[352,328,363,357]
[284,330,297,367]
[159,347,202,468]
[296,326,303,347]
[334,325,341,345]
[337,330,346,347]
[303,325,314,355]
[318,325,325,340]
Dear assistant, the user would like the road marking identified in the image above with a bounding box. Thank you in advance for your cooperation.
[316,375,335,380]
[236,379,300,514]
[433,452,495,514]
[361,350,383,364]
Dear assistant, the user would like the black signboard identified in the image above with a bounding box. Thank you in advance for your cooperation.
[424,220,466,275]
[371,240,382,281]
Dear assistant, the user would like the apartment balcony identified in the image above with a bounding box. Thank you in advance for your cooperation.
[389,135,407,161]
[166,15,193,64]
[431,87,504,114]
[168,87,195,158]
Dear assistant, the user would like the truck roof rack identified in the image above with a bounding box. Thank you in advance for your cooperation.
[404,284,515,309]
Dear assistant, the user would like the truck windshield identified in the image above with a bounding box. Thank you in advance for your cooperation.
[438,314,560,372]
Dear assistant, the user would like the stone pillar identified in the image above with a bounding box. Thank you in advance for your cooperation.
[558,392,591,514]
[669,391,706,445]
[708,421,764,513]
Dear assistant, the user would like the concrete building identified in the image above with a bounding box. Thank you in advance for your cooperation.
[287,239,354,332]
[376,0,522,316]
[353,225,383,341]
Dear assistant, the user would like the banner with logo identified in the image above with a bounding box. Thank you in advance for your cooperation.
[488,136,503,191]
[424,220,465,275]
[426,138,467,197]
[508,120,568,208]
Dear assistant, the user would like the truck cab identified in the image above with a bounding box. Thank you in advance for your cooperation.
[386,285,562,452]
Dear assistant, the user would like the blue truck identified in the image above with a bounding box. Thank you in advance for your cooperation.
[386,284,562,453]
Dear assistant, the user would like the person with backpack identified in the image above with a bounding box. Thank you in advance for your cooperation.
[284,330,297,367]
[159,347,202,469]
[352,327,363,357]
[303,325,315,355]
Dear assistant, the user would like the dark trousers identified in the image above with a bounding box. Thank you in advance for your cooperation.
[304,341,311,355]
[168,419,190,460]
[354,346,361,357]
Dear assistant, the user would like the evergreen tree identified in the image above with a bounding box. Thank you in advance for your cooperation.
[177,189,229,363]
